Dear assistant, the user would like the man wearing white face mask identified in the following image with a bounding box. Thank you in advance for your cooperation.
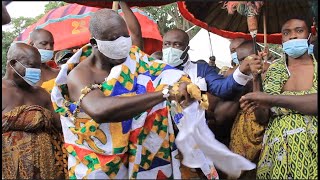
[29,29,59,94]
[162,29,260,100]
[50,6,210,179]
[2,43,63,179]
[240,16,318,179]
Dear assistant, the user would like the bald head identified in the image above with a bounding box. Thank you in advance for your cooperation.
[6,43,41,82]
[8,43,41,63]
[230,38,246,53]
[236,40,261,62]
[89,9,128,40]
[29,29,54,50]
[163,29,189,51]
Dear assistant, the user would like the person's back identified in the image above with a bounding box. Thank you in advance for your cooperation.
[2,43,62,179]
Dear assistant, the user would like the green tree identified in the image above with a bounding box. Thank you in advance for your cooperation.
[142,3,284,61]
[142,3,200,39]
[44,1,67,13]
[2,17,38,76]
[2,1,67,77]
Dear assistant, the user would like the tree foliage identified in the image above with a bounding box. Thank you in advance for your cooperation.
[2,1,67,77]
[141,3,200,39]
[2,17,38,76]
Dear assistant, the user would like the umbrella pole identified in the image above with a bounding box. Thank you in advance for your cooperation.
[112,1,119,11]
[263,7,268,62]
[247,15,263,92]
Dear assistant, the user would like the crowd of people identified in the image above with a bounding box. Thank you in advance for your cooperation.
[2,1,318,179]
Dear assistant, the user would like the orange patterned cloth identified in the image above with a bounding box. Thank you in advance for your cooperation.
[2,105,64,179]
[229,110,266,161]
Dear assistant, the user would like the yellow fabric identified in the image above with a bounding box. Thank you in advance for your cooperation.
[229,110,266,161]
[41,78,56,94]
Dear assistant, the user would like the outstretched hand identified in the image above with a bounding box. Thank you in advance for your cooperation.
[239,91,271,113]
[239,51,267,76]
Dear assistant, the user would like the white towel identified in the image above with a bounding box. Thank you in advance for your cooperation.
[175,101,256,179]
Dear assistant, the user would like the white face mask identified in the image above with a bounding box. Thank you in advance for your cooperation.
[162,47,187,67]
[95,36,132,60]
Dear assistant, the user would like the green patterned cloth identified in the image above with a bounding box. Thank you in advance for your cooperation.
[257,56,318,179]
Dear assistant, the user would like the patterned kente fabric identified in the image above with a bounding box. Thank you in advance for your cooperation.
[41,78,56,94]
[257,57,318,179]
[229,110,265,179]
[2,105,63,179]
[229,110,265,162]
[40,77,69,179]
[51,45,204,179]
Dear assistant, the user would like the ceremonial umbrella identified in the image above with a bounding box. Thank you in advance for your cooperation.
[64,0,174,8]
[177,0,316,44]
[15,3,163,55]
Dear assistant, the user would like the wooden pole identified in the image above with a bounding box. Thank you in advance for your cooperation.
[263,7,268,62]
[112,1,119,11]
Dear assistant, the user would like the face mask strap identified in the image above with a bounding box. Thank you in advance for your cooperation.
[8,60,25,79]
[307,33,312,44]
[307,33,311,40]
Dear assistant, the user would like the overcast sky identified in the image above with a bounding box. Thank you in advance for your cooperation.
[3,1,49,31]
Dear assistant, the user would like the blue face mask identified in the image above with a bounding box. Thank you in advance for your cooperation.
[231,52,239,65]
[282,38,309,59]
[10,60,41,86]
[308,44,314,55]
[38,49,54,63]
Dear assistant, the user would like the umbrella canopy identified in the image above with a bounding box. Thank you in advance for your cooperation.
[64,0,175,8]
[178,1,315,44]
[15,3,163,54]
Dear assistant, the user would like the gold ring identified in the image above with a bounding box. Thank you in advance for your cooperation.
[257,69,262,74]
[247,56,253,60]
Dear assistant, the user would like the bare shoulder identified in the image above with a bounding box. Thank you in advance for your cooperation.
[2,79,10,89]
[2,80,20,111]
[35,86,52,108]
[67,61,94,101]
[2,80,15,96]
[67,60,93,84]
[2,81,11,105]
[37,86,51,98]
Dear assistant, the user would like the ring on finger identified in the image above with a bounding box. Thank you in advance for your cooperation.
[257,69,262,74]
[247,56,253,60]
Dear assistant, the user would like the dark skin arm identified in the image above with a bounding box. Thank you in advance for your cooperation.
[241,52,270,125]
[119,1,143,50]
[250,75,270,125]
[68,68,191,124]
[213,100,240,125]
[212,66,244,125]
[211,82,248,125]
[40,88,62,131]
[240,92,318,116]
